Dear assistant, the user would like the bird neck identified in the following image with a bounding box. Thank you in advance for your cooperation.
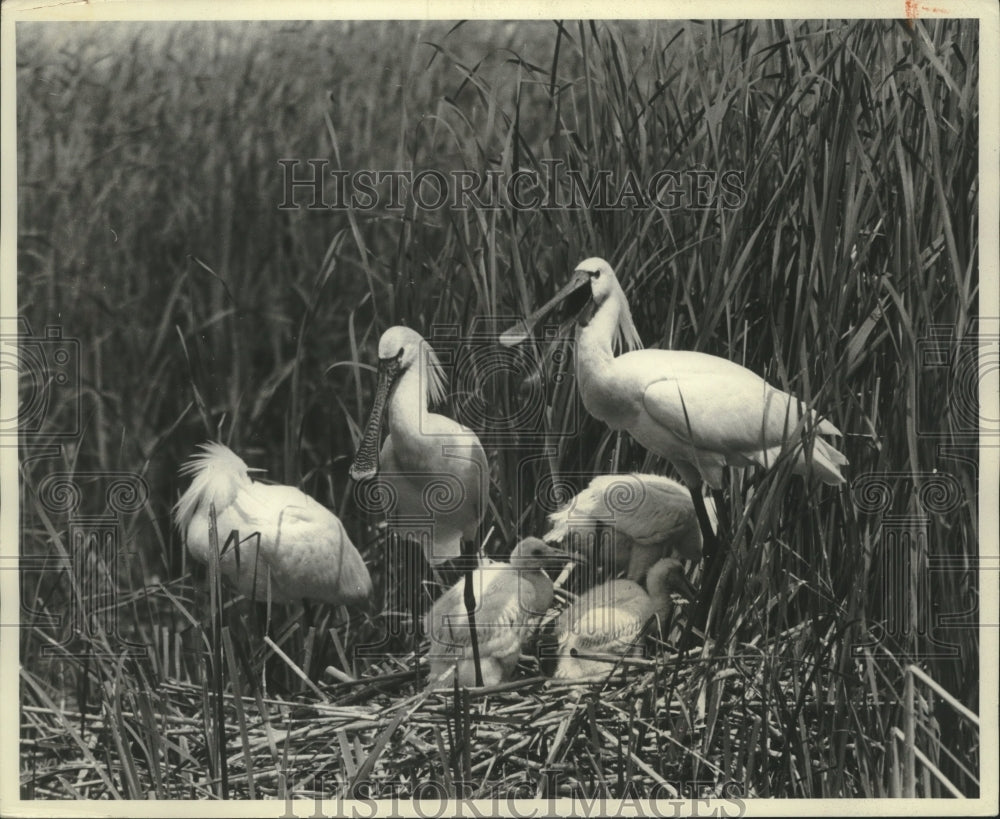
[575,296,621,381]
[514,565,553,609]
[388,365,435,450]
[647,580,676,615]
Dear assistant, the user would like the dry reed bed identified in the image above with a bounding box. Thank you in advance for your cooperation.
[21,617,917,800]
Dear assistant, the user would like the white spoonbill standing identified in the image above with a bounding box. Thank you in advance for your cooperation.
[553,556,696,681]
[501,258,848,491]
[543,473,702,583]
[349,325,490,684]
[426,538,562,688]
[349,326,488,564]
[174,442,373,608]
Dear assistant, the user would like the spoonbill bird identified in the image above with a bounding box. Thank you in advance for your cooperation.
[426,537,562,688]
[349,326,488,565]
[500,258,848,491]
[174,442,373,608]
[349,325,490,682]
[543,473,702,583]
[553,556,696,681]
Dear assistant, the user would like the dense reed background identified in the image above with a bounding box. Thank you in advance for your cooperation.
[15,18,981,801]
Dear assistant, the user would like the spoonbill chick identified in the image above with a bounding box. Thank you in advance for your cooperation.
[544,473,703,582]
[553,557,696,681]
[500,258,847,490]
[174,442,372,607]
[426,538,562,688]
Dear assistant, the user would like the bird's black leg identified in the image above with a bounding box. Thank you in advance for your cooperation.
[683,486,724,647]
[403,535,427,676]
[689,487,718,567]
[711,488,729,541]
[302,600,316,631]
[459,538,484,688]
[703,488,732,613]
[708,487,734,615]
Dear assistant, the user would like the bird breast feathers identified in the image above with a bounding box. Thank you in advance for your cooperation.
[404,411,452,437]
[385,412,487,471]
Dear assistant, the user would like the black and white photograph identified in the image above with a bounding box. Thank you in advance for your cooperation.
[1,0,997,814]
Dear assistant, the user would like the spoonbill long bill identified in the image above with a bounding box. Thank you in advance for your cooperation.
[543,473,703,583]
[426,538,562,688]
[553,556,696,681]
[349,325,490,683]
[174,442,373,608]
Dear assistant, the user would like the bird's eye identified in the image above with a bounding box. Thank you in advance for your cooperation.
[396,347,405,359]
[589,271,600,279]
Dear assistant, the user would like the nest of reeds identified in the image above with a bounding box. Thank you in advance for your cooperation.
[21,588,872,803]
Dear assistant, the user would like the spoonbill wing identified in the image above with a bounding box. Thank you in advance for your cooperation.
[587,474,696,546]
[243,482,373,606]
[429,568,546,658]
[559,602,649,652]
[545,473,702,573]
[631,353,845,488]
